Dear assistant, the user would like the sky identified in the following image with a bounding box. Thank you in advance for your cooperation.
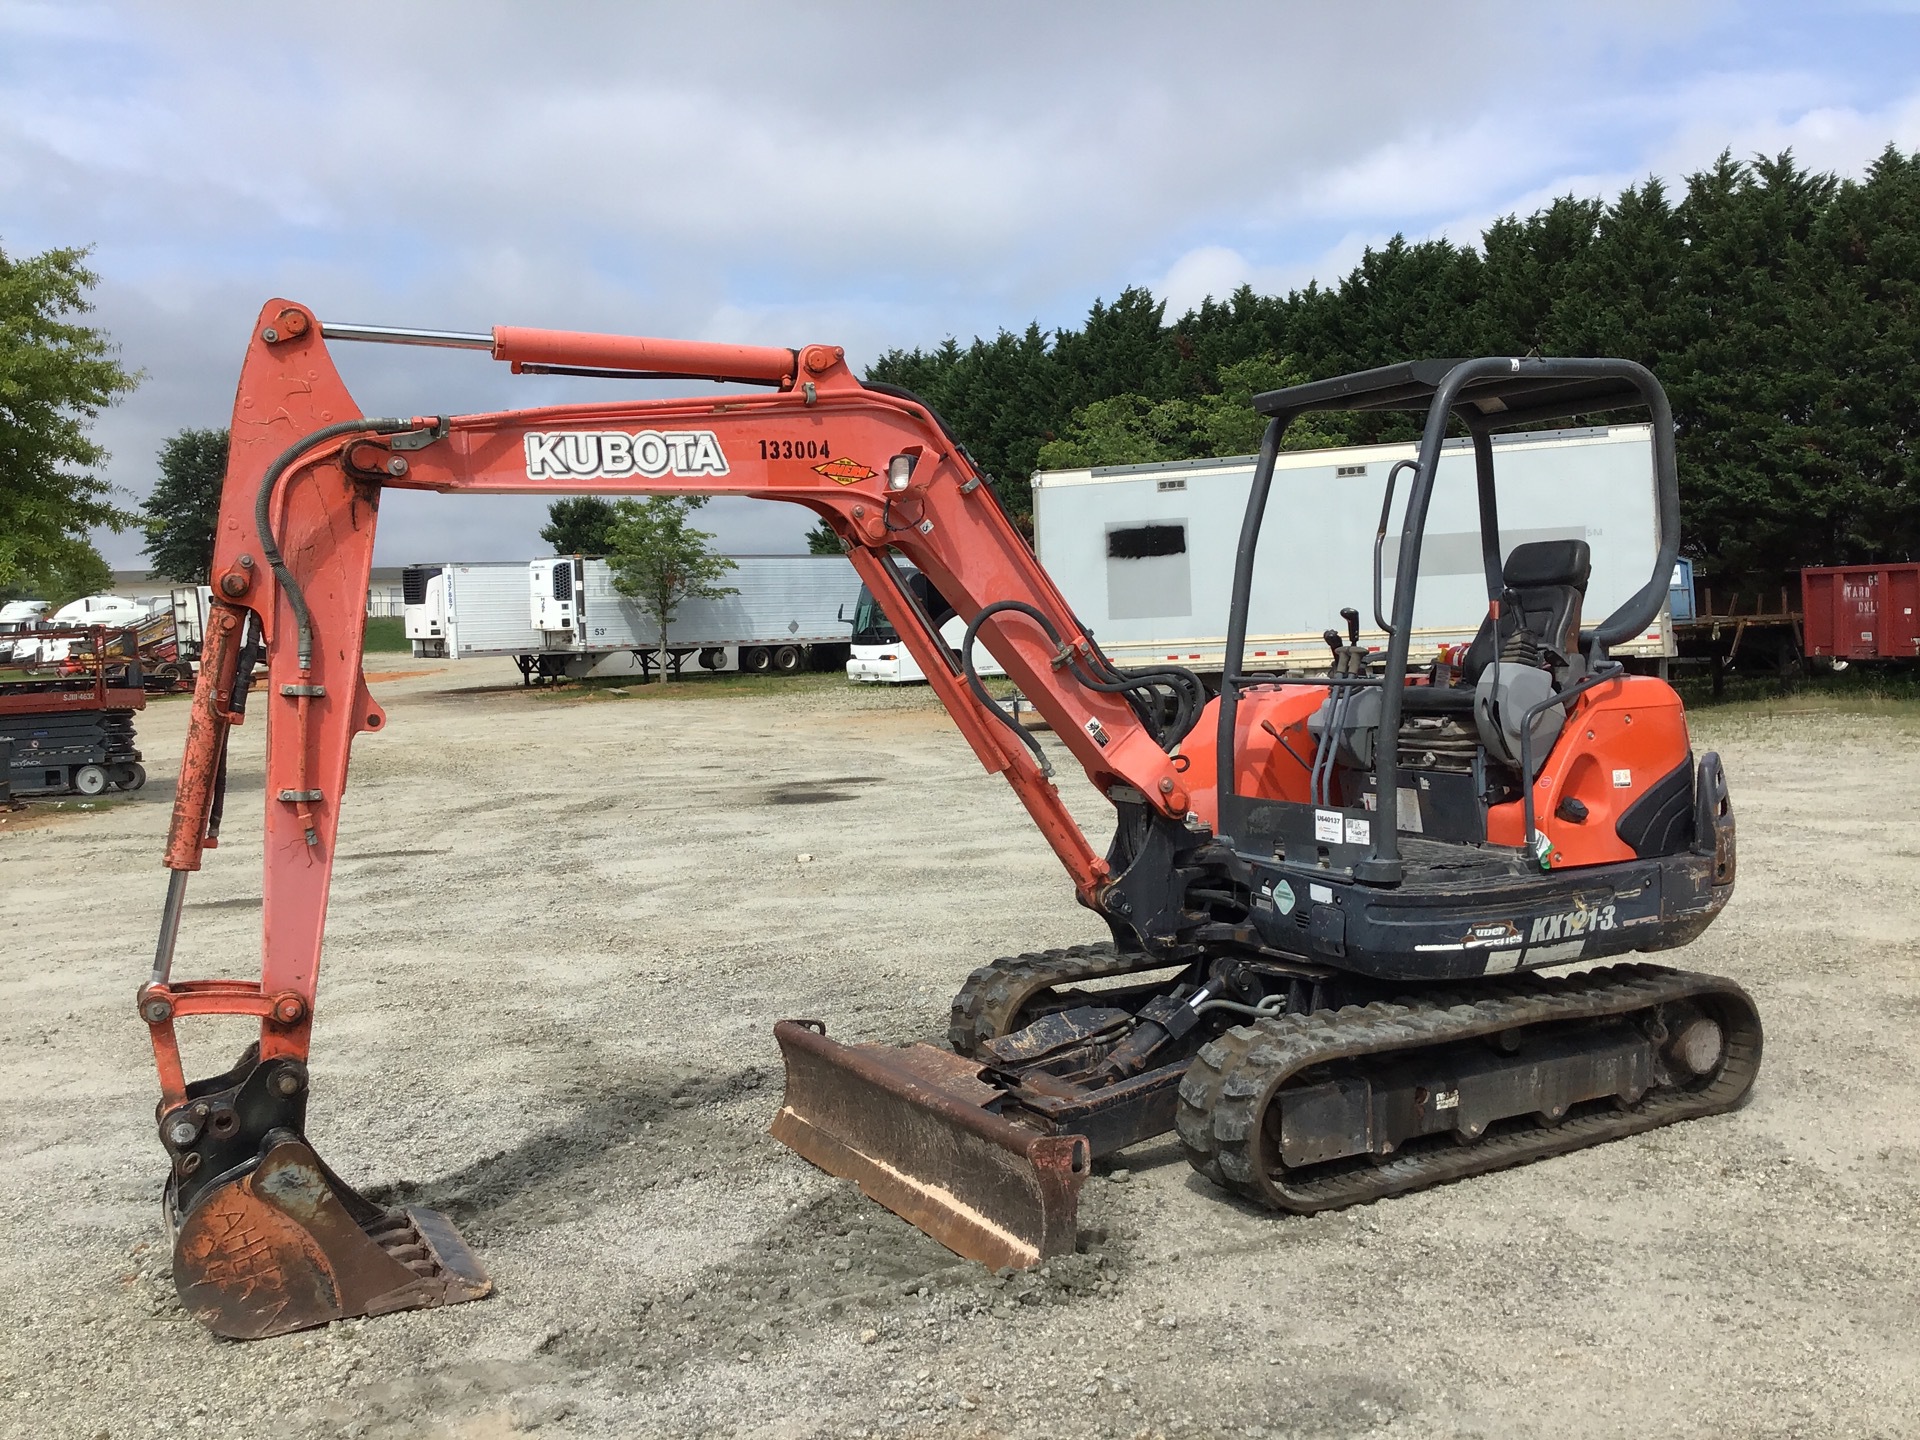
[4,0,1920,573]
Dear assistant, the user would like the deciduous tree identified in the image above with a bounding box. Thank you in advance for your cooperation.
[0,241,138,595]
[540,496,618,555]
[605,496,736,683]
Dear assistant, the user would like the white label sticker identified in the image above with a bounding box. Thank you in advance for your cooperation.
[1483,948,1522,974]
[1396,786,1423,834]
[1433,1089,1460,1111]
[1314,809,1342,843]
[1612,768,1633,788]
[1310,883,1333,905]
[1344,817,1371,845]
[523,429,730,480]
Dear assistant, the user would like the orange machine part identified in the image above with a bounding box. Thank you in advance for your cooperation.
[1488,674,1692,866]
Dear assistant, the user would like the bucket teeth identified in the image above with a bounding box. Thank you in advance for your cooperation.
[771,1019,1089,1272]
[170,1134,490,1340]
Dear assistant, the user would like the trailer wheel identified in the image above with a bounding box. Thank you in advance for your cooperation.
[72,764,108,797]
[741,647,771,673]
[772,645,803,674]
[111,762,147,791]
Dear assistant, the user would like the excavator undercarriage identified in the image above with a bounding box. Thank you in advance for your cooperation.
[146,310,1761,1336]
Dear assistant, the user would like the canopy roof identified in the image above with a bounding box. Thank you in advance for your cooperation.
[1252,358,1650,424]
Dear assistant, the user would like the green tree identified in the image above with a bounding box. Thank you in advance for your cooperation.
[0,538,111,608]
[605,496,737,683]
[0,241,139,595]
[140,427,229,581]
[804,519,845,554]
[540,496,617,555]
[1035,356,1341,469]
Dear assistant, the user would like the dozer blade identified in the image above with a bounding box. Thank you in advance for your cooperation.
[771,1019,1089,1271]
[170,1134,490,1340]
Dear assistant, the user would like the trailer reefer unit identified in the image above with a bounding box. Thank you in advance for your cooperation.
[1802,563,1920,661]
[404,562,544,660]
[1032,425,1673,675]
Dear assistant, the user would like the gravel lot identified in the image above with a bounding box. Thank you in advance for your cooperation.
[1,664,1916,1440]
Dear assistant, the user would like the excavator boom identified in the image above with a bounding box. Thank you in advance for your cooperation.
[147,302,1197,1335]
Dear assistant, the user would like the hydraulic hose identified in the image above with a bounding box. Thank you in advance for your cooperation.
[960,601,1209,782]
[960,601,1060,777]
[253,417,416,672]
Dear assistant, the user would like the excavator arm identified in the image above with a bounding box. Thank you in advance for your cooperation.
[146,300,1204,1337]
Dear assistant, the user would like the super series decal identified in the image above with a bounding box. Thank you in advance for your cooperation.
[524,430,730,481]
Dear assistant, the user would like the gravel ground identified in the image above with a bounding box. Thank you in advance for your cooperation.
[1,665,1916,1440]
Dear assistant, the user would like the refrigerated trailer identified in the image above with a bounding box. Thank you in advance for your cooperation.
[1032,424,1674,676]
[403,562,544,661]
[406,555,862,680]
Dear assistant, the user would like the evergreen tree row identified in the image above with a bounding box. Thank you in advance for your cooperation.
[868,147,1920,591]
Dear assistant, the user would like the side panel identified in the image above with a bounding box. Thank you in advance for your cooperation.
[448,563,545,657]
[1801,569,1837,655]
[1486,675,1691,866]
[1033,426,1670,671]
[1841,569,1881,659]
[662,557,862,647]
[1885,566,1920,659]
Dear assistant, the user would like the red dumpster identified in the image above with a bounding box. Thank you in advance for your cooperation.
[1802,564,1920,660]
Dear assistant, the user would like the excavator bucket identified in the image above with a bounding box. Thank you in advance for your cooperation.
[771,1019,1089,1271]
[161,1048,490,1339]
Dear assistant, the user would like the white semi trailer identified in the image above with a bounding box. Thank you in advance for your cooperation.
[403,562,544,664]
[405,555,862,681]
[1031,424,1672,677]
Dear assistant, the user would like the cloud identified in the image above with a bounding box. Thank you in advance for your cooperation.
[1,1,1915,567]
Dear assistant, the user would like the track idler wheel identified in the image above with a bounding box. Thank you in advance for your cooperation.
[161,1047,490,1339]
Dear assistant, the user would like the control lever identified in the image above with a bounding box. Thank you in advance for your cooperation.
[1322,628,1343,664]
[1341,606,1361,648]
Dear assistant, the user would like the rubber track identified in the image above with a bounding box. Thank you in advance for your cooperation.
[1175,963,1762,1212]
[947,943,1167,1056]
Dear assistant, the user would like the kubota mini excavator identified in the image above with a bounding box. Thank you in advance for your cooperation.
[145,302,1758,1338]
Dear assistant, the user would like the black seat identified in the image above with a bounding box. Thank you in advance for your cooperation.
[1460,539,1591,684]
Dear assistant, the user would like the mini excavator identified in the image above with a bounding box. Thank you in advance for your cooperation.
[145,302,1759,1338]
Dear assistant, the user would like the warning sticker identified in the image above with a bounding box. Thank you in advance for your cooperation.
[1272,880,1296,913]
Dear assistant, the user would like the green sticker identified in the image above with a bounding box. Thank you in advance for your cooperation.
[1272,880,1296,913]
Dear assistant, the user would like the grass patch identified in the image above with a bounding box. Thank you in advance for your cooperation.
[363,616,410,653]
[1673,666,1920,712]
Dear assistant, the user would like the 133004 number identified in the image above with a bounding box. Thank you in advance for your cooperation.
[759,439,833,460]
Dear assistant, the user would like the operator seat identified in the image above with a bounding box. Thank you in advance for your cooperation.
[1460,538,1592,684]
[1397,539,1592,718]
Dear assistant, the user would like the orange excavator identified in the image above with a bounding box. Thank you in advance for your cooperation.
[146,301,1759,1338]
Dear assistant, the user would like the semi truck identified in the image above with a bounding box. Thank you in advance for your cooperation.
[405,554,862,680]
[1031,424,1673,677]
